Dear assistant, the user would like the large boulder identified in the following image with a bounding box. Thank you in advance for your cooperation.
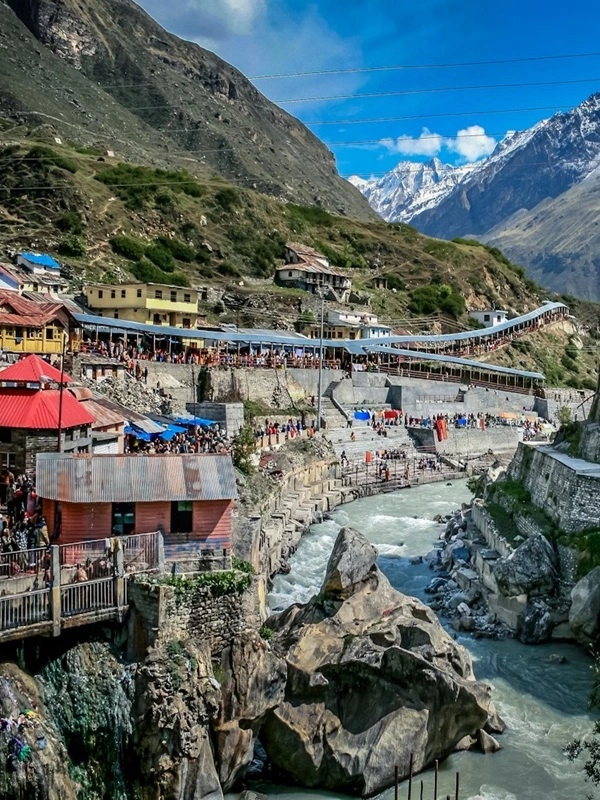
[213,631,287,790]
[517,600,553,643]
[569,566,600,645]
[261,528,499,797]
[493,534,557,597]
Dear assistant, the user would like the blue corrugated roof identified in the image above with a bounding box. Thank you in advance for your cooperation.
[20,252,60,269]
[363,344,545,380]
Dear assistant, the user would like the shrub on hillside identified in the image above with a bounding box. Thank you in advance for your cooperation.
[27,145,78,174]
[131,258,190,287]
[287,204,333,227]
[95,163,203,210]
[214,187,239,212]
[156,236,195,263]
[110,235,146,261]
[55,211,84,235]
[145,244,175,272]
[408,283,465,319]
[57,234,86,257]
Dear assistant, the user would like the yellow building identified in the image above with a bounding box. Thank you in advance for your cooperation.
[0,291,74,355]
[84,282,200,329]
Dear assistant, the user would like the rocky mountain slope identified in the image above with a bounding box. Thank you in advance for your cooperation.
[1,0,372,219]
[0,136,551,330]
[351,94,600,299]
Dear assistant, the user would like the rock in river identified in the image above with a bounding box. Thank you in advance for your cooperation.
[261,526,500,797]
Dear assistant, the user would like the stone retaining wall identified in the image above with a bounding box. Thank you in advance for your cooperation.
[509,443,600,533]
[127,578,261,658]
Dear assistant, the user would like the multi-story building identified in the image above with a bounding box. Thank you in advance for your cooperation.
[84,282,200,329]
[275,243,352,303]
[302,309,392,341]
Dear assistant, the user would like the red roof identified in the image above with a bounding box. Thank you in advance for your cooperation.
[0,388,95,429]
[0,354,72,384]
[0,290,73,328]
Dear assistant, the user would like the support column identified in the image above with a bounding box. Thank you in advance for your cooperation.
[50,545,61,637]
[113,544,125,609]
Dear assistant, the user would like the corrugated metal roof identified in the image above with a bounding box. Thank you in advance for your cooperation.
[0,388,95,429]
[36,453,238,503]
[87,395,164,434]
[0,354,71,384]
[364,345,545,380]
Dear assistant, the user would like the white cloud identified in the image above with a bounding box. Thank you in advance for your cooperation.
[138,0,267,41]
[450,125,497,161]
[381,125,497,163]
[383,127,445,157]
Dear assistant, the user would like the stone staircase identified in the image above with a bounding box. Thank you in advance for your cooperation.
[327,424,417,461]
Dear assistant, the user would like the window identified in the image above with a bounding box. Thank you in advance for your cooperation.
[171,501,193,534]
[114,312,119,319]
[0,429,11,443]
[155,290,163,300]
[183,293,191,303]
[0,452,16,471]
[182,318,191,329]
[98,290,103,299]
[201,289,208,301]
[111,290,116,299]
[111,503,135,537]
[288,271,293,277]
[153,314,161,325]
[484,314,490,322]
[121,289,126,298]
[137,288,142,298]
[170,291,177,303]
[45,328,53,340]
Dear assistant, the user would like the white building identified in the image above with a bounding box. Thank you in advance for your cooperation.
[469,309,508,327]
[17,252,61,275]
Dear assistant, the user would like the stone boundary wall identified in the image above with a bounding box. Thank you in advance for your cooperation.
[127,578,260,658]
[409,425,523,457]
[471,502,513,559]
[509,444,600,533]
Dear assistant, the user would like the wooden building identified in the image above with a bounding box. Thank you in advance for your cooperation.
[0,291,78,355]
[35,453,237,552]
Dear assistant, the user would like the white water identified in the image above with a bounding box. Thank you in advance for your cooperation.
[266,481,594,800]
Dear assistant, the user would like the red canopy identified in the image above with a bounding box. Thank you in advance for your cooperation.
[384,409,399,419]
[0,354,71,385]
[0,388,94,429]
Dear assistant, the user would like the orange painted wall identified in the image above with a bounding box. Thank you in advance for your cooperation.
[192,500,233,550]
[44,498,233,549]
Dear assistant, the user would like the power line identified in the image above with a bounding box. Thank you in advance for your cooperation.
[249,51,600,80]
[303,105,570,126]
[275,77,600,105]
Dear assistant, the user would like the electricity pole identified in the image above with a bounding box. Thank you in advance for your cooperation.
[316,290,325,432]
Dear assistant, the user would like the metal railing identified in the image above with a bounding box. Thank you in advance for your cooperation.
[0,589,51,631]
[123,532,160,573]
[0,547,50,579]
[59,538,109,566]
[61,577,115,618]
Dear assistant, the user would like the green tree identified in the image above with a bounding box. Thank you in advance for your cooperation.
[232,425,257,476]
[558,406,573,427]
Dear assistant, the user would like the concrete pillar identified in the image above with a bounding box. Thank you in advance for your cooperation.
[113,545,125,608]
[50,545,61,637]
[157,529,166,573]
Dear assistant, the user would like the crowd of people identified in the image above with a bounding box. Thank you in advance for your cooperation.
[0,470,50,577]
[125,424,231,455]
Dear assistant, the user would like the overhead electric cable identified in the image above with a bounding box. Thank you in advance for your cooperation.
[274,77,600,105]
[248,51,600,80]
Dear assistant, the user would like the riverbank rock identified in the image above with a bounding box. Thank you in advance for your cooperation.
[493,534,557,597]
[262,527,500,797]
[569,566,600,645]
[214,631,287,790]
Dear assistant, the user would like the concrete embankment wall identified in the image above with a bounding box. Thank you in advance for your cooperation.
[410,425,523,457]
[509,443,600,533]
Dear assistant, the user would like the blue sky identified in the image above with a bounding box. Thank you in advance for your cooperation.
[137,0,600,178]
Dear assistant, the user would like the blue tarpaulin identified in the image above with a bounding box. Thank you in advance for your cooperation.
[174,415,217,427]
[124,424,152,441]
[354,410,370,421]
[158,424,188,441]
